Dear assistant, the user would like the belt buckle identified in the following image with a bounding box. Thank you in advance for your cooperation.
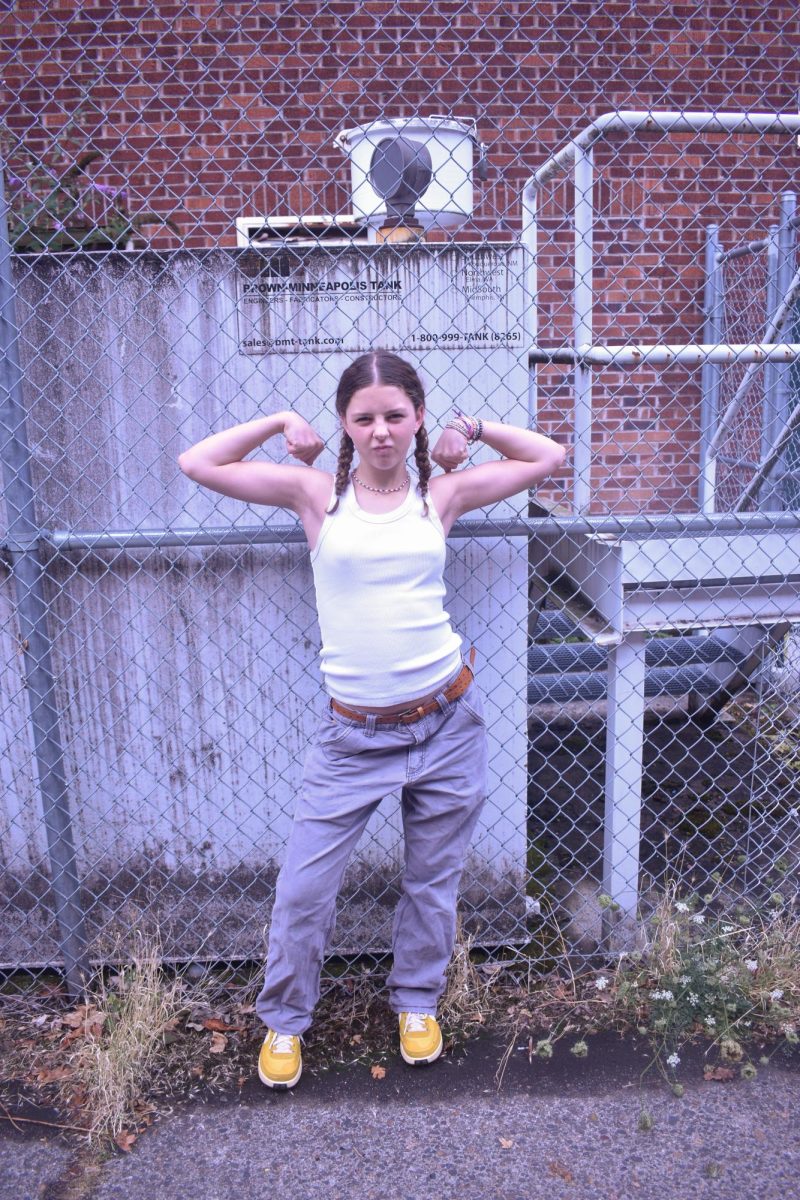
[398,703,427,723]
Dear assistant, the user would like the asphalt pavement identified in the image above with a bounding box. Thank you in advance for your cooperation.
[2,1031,799,1200]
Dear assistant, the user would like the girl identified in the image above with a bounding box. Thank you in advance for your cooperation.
[177,350,565,1088]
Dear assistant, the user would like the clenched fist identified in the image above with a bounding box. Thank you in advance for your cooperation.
[430,426,470,473]
[283,414,324,465]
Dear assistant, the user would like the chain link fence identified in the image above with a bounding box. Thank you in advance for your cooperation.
[2,2,800,1002]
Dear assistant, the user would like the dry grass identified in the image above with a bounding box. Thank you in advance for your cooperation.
[747,901,800,985]
[635,877,687,983]
[438,916,500,1033]
[63,931,185,1145]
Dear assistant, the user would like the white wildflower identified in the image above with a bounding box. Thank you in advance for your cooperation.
[722,924,736,934]
[675,901,689,913]
[691,913,705,925]
[770,988,784,1002]
[594,975,610,991]
[666,1052,680,1068]
[705,1015,716,1027]
[688,992,699,1005]
[651,989,674,1001]
[745,959,758,973]
[678,975,691,985]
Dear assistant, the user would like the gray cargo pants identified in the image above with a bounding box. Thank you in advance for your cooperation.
[255,671,489,1035]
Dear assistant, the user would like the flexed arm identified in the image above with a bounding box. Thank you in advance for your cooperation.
[429,416,567,524]
[432,419,565,475]
[177,412,327,511]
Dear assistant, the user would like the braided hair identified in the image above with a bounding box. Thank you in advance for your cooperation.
[413,424,431,517]
[331,430,355,505]
[326,351,432,516]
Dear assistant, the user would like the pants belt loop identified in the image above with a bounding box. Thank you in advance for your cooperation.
[435,689,453,715]
[364,713,377,738]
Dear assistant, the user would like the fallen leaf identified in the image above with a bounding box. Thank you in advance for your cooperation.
[115,1129,137,1153]
[61,1006,107,1041]
[209,1031,228,1053]
[202,1018,245,1033]
[499,1137,514,1149]
[36,1065,72,1083]
[703,1065,735,1082]
[548,1161,575,1182]
[349,1034,363,1045]
[61,1003,100,1032]
[370,1064,386,1080]
[61,1005,95,1028]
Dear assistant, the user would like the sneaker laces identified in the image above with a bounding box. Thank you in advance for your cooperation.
[270,1032,297,1053]
[403,1012,430,1034]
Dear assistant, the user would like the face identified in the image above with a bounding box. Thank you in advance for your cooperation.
[342,384,424,471]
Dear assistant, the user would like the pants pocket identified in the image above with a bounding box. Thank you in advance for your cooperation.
[459,682,486,728]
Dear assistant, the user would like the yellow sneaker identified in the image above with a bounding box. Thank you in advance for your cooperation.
[258,1029,302,1089]
[398,1012,443,1066]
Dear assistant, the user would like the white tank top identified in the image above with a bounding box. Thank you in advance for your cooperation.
[310,477,463,705]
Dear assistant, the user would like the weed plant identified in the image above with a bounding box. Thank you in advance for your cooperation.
[498,874,799,1099]
[2,880,797,1152]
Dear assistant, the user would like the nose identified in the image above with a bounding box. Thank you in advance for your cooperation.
[373,423,390,441]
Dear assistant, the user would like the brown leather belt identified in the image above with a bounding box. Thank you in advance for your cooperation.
[330,661,475,726]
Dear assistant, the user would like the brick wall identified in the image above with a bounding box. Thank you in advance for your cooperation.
[3,0,799,512]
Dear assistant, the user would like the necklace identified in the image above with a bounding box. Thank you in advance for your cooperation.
[351,471,410,495]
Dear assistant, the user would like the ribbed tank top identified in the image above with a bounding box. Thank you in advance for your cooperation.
[310,477,463,705]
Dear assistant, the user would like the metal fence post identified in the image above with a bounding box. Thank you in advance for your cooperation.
[776,192,798,509]
[700,224,722,513]
[761,225,782,510]
[0,164,90,1000]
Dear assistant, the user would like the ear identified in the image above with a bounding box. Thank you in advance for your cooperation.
[415,406,425,434]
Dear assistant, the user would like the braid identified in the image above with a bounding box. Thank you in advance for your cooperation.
[414,425,431,517]
[326,431,354,514]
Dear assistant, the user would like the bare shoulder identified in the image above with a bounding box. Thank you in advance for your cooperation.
[293,468,335,536]
[427,473,460,536]
[300,467,335,511]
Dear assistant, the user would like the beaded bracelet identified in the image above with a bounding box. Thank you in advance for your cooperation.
[445,407,484,444]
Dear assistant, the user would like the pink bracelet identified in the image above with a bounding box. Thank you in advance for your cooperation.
[446,408,483,444]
